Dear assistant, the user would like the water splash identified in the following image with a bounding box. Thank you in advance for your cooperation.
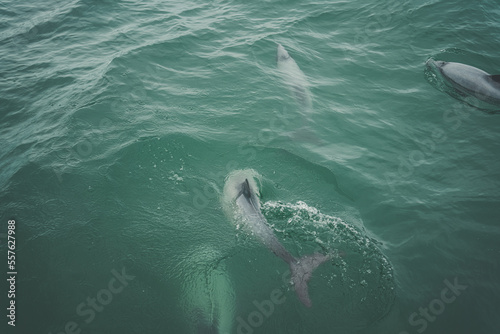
[262,200,396,327]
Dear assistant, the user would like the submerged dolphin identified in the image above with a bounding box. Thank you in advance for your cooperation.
[180,246,235,334]
[235,178,329,307]
[429,60,500,105]
[276,43,313,111]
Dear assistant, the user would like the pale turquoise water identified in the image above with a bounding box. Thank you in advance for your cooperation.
[1,0,500,333]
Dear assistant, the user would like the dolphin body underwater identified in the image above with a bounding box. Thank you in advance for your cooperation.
[428,60,500,106]
[180,245,235,334]
[276,43,313,112]
[276,43,326,144]
[234,178,329,307]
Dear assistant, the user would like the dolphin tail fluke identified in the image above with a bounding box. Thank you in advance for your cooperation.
[289,252,330,307]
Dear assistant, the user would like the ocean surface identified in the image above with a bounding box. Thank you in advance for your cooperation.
[1,0,500,333]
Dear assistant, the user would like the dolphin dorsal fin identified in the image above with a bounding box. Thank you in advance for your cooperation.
[490,75,500,84]
[242,179,252,198]
[236,179,252,200]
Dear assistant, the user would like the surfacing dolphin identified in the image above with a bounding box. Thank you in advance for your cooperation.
[235,178,329,307]
[276,43,313,112]
[428,59,500,106]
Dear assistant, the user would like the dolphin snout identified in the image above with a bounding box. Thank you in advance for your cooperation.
[426,58,446,70]
[426,58,437,68]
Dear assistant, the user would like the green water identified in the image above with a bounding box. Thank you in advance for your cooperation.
[1,0,500,333]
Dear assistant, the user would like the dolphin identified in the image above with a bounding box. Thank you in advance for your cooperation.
[276,43,313,112]
[235,178,329,307]
[180,245,235,334]
[428,60,500,105]
[276,44,325,144]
